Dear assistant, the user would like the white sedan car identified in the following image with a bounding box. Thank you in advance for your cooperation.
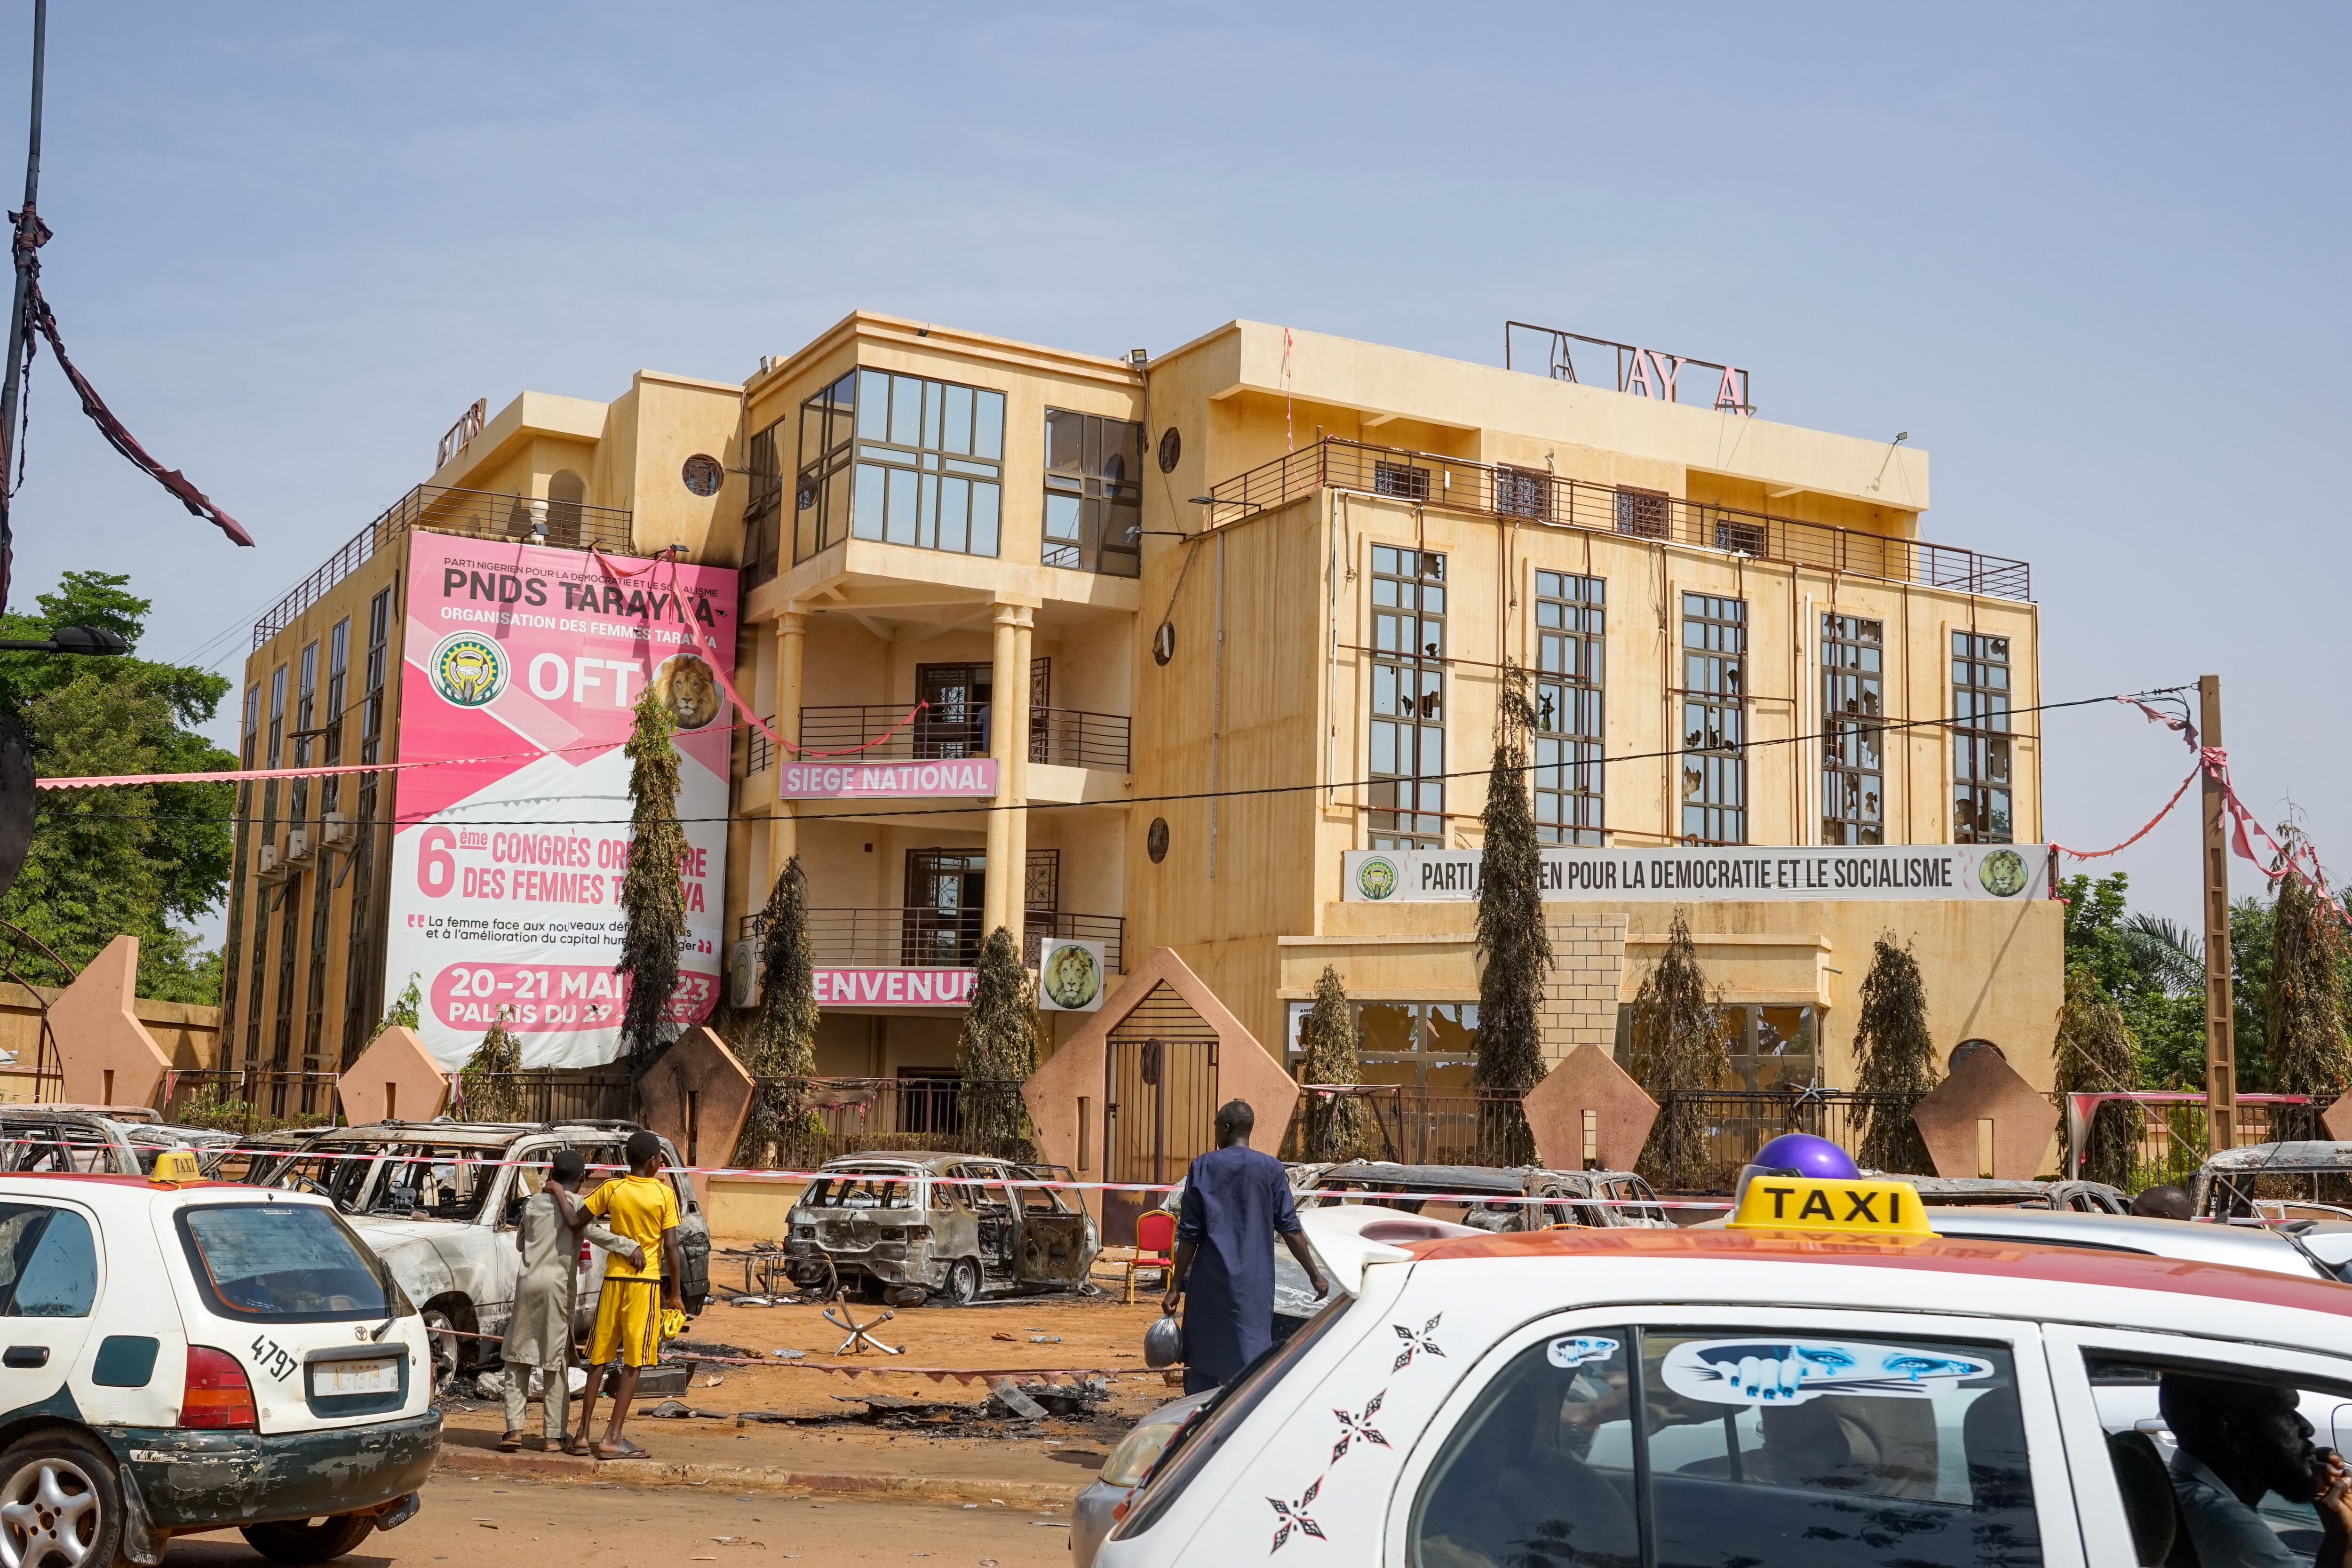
[1097,1176,2352,1568]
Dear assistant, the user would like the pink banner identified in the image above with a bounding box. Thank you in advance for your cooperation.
[779,758,998,799]
[812,968,976,1007]
[382,535,739,1069]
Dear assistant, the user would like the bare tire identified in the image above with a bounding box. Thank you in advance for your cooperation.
[239,1513,377,1564]
[421,1298,471,1392]
[0,1429,124,1568]
[940,1258,982,1305]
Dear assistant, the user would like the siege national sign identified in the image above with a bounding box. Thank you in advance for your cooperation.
[382,535,739,1069]
[1343,844,2049,903]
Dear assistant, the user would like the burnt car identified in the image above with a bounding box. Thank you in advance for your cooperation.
[784,1152,1101,1304]
[1882,1174,2130,1212]
[2193,1140,2352,1223]
[1294,1160,1673,1230]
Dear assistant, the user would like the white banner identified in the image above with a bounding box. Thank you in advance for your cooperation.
[1342,844,2049,903]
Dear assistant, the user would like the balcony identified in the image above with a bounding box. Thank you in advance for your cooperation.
[798,704,1131,772]
[1204,438,2031,602]
[743,907,1124,975]
[254,484,636,647]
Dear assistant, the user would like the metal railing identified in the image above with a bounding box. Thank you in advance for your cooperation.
[796,704,1130,771]
[1020,913,1124,975]
[164,1067,342,1132]
[1645,1088,1924,1193]
[2067,1092,2317,1191]
[254,485,636,647]
[743,907,1123,975]
[454,1072,635,1124]
[748,715,776,776]
[1280,1086,1533,1167]
[1204,438,2031,602]
[751,1075,1028,1167]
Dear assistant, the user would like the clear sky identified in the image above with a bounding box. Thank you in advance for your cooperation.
[0,3,2342,945]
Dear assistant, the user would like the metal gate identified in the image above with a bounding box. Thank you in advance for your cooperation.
[1101,982,1220,1246]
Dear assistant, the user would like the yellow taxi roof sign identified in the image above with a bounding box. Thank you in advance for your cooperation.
[146,1148,204,1186]
[1728,1174,1935,1236]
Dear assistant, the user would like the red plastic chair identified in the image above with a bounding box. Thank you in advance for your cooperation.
[1124,1208,1179,1303]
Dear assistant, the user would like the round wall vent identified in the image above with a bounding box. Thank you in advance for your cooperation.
[1157,428,1181,474]
[681,454,723,497]
[1147,818,1169,864]
[1152,622,1176,665]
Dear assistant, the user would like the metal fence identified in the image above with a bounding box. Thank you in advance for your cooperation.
[1204,438,2031,601]
[1643,1088,1923,1193]
[795,704,1131,772]
[744,907,1125,974]
[163,1068,342,1132]
[753,1076,1029,1167]
[254,484,636,646]
[1281,1086,1533,1167]
[456,1072,634,1124]
[2069,1092,2320,1190]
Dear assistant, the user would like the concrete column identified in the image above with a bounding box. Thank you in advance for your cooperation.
[1007,609,1035,957]
[767,611,807,888]
[983,604,1021,937]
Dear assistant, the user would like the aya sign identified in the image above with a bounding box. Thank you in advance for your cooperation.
[779,758,998,798]
[812,968,976,1007]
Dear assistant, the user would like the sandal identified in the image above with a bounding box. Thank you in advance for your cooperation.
[593,1439,650,1461]
[563,1435,592,1457]
[543,1437,570,1454]
[496,1431,524,1452]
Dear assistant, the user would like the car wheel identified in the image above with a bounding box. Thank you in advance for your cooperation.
[239,1513,377,1564]
[941,1258,982,1305]
[421,1299,470,1391]
[0,1429,126,1568]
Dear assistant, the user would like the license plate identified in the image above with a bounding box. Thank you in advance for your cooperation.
[315,1357,399,1396]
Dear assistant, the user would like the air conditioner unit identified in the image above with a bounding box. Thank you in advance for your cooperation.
[258,844,283,880]
[319,812,355,848]
[284,829,314,865]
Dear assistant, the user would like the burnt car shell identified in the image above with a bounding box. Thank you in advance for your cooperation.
[785,1152,1100,1302]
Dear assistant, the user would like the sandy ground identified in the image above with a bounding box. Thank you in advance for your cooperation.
[159,1474,1073,1567]
[435,1242,1177,1481]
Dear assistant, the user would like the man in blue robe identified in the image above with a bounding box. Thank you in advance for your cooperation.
[1163,1100,1329,1394]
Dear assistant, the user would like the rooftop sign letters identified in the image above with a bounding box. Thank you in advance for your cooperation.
[1343,845,2049,904]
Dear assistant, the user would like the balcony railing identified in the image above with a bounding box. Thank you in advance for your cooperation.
[748,715,776,777]
[254,484,636,647]
[797,704,1131,772]
[743,907,1124,975]
[1205,438,2031,602]
[750,1075,1030,1165]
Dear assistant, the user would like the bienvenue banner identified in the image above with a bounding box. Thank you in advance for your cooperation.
[1342,844,2050,903]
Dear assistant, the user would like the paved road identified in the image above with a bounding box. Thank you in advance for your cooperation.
[157,1476,1073,1567]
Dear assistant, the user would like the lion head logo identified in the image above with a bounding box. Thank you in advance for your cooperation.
[653,653,722,731]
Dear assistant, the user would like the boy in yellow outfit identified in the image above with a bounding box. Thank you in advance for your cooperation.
[572,1129,683,1459]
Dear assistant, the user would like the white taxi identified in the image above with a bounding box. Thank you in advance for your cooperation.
[0,1163,438,1566]
[1097,1176,2352,1568]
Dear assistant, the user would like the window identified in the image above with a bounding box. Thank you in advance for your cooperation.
[322,618,349,816]
[1043,409,1141,577]
[221,682,261,1050]
[902,850,985,967]
[1822,613,1884,845]
[1953,632,2011,844]
[246,666,287,1066]
[1374,460,1431,501]
[1496,464,1550,522]
[8,1209,95,1317]
[1369,545,1445,848]
[176,1203,391,1323]
[339,588,393,1068]
[1286,1000,1478,1090]
[1534,571,1604,845]
[1411,1326,2041,1568]
[1615,486,1669,539]
[745,419,784,585]
[1714,514,1767,555]
[289,641,318,823]
[2081,1350,2348,1568]
[1681,593,1745,844]
[795,369,1005,563]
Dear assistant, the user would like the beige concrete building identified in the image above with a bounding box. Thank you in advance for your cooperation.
[224,310,2058,1166]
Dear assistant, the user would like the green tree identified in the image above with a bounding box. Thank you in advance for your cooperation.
[1624,910,1730,1188]
[614,688,687,1076]
[457,1009,524,1122]
[2230,894,2277,1092]
[0,572,233,999]
[1851,933,1937,1174]
[1472,661,1550,1166]
[375,972,422,1038]
[2053,968,2141,1188]
[957,926,1037,1158]
[1298,965,1375,1161]
[2265,854,2352,1112]
[739,857,821,1165]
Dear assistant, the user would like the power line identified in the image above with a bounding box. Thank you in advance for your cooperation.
[35,685,2185,830]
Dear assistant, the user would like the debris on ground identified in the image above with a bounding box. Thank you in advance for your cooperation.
[670,1338,753,1361]
[991,1332,1015,1342]
[645,1399,728,1419]
[771,1347,806,1360]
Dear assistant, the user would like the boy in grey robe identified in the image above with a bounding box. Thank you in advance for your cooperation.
[500,1149,641,1451]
